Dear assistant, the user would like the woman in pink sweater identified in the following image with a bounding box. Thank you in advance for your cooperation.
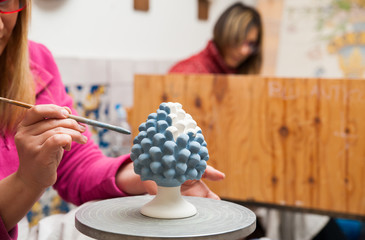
[0,1,225,239]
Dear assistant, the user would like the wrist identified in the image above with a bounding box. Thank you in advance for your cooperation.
[116,161,146,195]
[14,170,47,195]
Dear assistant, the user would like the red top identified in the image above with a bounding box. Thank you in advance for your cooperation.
[168,40,237,74]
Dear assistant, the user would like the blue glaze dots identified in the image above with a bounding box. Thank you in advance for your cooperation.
[130,102,209,187]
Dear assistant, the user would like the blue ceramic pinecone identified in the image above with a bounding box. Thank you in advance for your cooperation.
[130,103,209,187]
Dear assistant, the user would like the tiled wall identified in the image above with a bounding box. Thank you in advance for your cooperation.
[55,58,176,155]
[56,58,175,108]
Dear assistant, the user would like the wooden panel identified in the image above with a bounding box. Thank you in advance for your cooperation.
[129,74,365,217]
[134,0,149,11]
[247,76,274,203]
[347,80,365,214]
[317,79,347,212]
[198,0,209,20]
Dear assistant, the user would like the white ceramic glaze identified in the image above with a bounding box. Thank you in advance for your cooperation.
[140,186,197,219]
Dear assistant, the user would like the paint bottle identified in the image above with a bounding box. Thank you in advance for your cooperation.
[110,104,132,156]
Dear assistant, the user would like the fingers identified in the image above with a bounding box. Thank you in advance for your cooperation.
[43,133,73,152]
[21,104,70,126]
[16,104,88,151]
[143,180,158,195]
[40,127,87,148]
[202,165,226,181]
[25,118,86,138]
[181,180,221,200]
[206,191,220,200]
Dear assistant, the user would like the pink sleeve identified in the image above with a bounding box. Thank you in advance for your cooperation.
[56,148,131,205]
[31,41,132,206]
[0,217,17,240]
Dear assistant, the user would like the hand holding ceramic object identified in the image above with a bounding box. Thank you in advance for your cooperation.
[130,102,209,219]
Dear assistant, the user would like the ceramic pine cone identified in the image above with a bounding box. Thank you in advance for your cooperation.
[130,102,209,187]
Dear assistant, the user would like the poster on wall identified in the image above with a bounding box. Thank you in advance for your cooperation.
[276,0,365,79]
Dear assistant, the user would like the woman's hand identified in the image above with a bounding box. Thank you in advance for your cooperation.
[117,162,225,200]
[14,104,87,191]
[143,165,225,200]
[182,165,225,199]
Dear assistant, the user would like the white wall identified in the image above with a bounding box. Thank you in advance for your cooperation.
[29,0,258,110]
[29,0,256,60]
[276,0,365,78]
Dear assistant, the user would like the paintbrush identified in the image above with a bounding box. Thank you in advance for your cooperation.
[0,96,131,135]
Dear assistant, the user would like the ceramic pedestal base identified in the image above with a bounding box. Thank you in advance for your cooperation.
[140,186,197,219]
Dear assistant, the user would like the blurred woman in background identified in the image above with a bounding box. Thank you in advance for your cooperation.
[169,2,262,74]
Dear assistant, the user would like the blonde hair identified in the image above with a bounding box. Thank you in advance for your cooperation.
[0,0,35,134]
[213,2,263,74]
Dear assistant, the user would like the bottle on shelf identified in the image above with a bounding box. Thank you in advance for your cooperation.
[109,104,132,157]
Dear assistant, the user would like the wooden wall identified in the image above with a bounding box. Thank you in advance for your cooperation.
[129,74,365,217]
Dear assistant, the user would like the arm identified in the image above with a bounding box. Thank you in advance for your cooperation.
[0,173,43,233]
[0,105,86,232]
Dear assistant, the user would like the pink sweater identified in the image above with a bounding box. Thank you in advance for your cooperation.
[0,41,131,239]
